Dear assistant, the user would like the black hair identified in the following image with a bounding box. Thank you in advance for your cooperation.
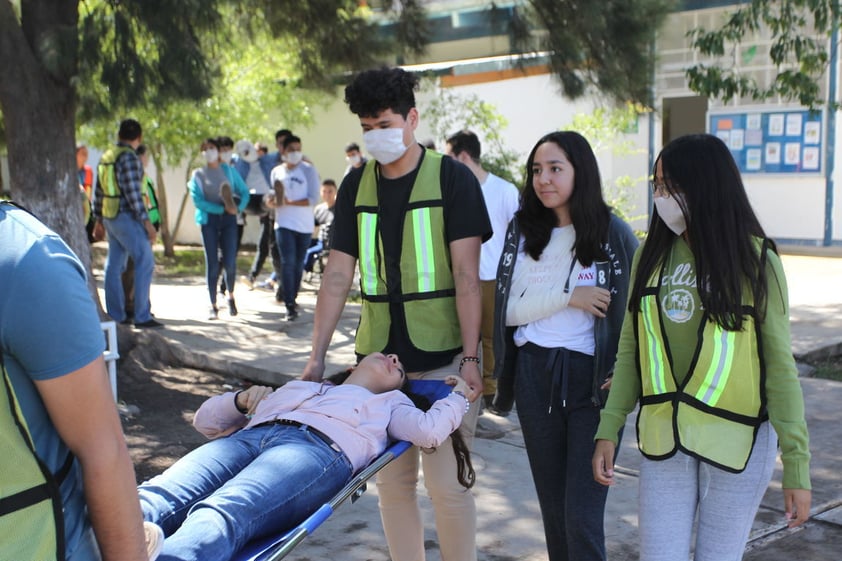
[322,179,337,188]
[202,137,220,150]
[275,129,293,141]
[629,134,773,331]
[344,67,418,119]
[345,142,360,153]
[118,119,142,141]
[136,144,148,156]
[517,131,610,266]
[446,130,481,162]
[325,368,475,489]
[282,135,302,151]
[217,136,234,149]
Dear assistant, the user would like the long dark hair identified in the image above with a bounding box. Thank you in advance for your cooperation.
[517,131,611,266]
[326,370,475,489]
[629,134,773,330]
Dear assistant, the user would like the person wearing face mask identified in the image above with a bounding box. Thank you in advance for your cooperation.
[234,139,277,290]
[217,136,246,299]
[302,66,492,561]
[592,134,811,561]
[343,141,367,176]
[188,137,250,320]
[267,135,321,322]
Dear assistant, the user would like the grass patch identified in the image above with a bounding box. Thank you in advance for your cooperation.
[809,358,842,382]
[92,244,255,278]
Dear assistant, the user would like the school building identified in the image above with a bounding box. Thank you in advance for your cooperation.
[289,0,841,248]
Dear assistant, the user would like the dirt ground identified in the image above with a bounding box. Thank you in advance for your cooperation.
[117,340,252,483]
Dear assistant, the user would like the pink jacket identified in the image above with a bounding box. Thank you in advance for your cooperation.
[193,381,467,472]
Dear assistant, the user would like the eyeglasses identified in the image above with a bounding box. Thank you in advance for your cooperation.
[650,179,671,198]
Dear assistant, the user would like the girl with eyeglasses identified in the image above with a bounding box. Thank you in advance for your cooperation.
[593,133,811,560]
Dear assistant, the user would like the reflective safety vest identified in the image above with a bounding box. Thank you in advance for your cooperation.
[97,146,134,219]
[0,351,70,561]
[635,256,768,473]
[143,175,161,228]
[354,150,461,355]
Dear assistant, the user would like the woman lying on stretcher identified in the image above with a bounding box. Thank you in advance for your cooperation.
[138,352,474,561]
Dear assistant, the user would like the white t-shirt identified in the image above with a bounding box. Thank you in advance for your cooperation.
[246,161,270,195]
[512,227,596,355]
[270,161,321,234]
[479,173,520,280]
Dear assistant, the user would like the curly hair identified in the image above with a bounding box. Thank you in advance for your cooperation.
[344,67,419,118]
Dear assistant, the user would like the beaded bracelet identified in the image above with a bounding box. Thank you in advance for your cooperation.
[451,390,471,413]
[459,356,480,371]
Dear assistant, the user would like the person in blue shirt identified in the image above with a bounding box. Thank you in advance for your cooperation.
[0,201,150,561]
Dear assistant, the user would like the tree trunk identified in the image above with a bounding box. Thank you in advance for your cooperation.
[170,150,198,246]
[0,2,98,304]
[150,144,176,257]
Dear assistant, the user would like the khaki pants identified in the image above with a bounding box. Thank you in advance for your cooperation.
[376,352,481,561]
[480,280,497,398]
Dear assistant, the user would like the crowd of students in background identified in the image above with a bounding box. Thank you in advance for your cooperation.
[78,127,341,326]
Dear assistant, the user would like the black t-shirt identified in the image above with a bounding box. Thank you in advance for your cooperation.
[332,148,492,371]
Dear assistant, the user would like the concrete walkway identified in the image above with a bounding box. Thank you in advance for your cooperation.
[109,253,842,561]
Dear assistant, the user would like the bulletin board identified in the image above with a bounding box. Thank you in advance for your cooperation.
[708,109,824,174]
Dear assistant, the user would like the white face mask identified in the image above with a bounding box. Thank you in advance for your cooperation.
[219,150,233,164]
[363,128,407,165]
[654,194,687,236]
[285,151,303,165]
[203,148,219,164]
[346,154,361,166]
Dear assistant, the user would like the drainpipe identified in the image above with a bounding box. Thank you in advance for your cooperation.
[825,7,839,246]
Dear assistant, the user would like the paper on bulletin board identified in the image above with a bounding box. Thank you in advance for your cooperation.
[708,109,823,174]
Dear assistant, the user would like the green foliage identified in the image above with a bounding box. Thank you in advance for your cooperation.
[686,0,840,109]
[516,0,674,104]
[74,0,432,122]
[76,0,222,121]
[422,84,523,186]
[808,357,842,381]
[565,103,650,225]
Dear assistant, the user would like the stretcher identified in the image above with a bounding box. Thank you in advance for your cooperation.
[231,379,451,561]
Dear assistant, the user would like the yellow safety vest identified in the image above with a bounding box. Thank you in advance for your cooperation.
[0,352,68,561]
[354,151,461,355]
[97,146,134,219]
[635,257,768,473]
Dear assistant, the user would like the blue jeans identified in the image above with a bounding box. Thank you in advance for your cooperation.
[201,213,239,306]
[275,228,311,310]
[139,423,353,561]
[303,239,322,272]
[514,343,608,561]
[103,213,154,323]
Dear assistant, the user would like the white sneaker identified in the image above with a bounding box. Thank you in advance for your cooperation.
[144,521,164,561]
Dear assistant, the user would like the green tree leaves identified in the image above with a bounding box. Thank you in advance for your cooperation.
[686,0,839,109]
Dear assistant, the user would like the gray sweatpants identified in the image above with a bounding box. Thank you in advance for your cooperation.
[638,422,777,561]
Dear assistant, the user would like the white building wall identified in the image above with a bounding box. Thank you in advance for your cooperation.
[655,5,841,245]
